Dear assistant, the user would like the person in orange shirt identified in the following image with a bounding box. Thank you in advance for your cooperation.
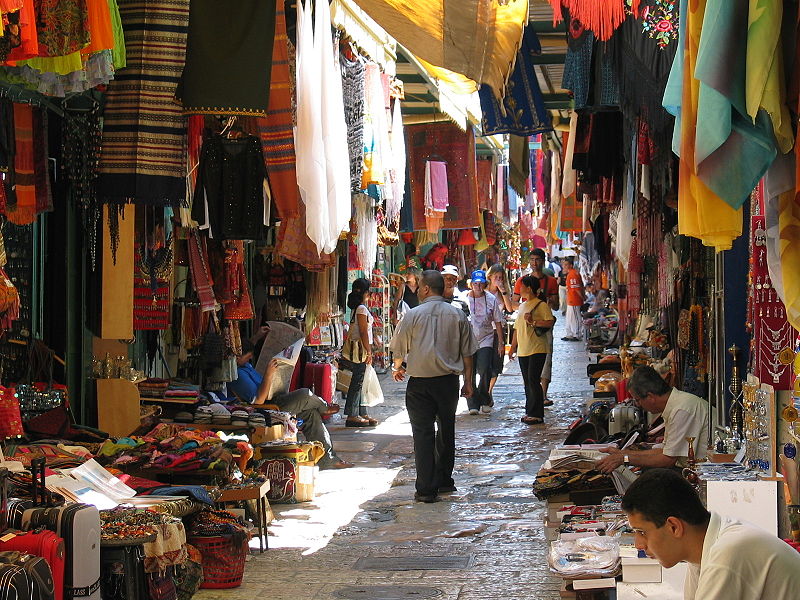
[562,257,584,341]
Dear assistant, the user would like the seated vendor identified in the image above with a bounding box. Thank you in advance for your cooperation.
[251,356,352,470]
[595,366,708,473]
[622,468,800,599]
[227,339,263,402]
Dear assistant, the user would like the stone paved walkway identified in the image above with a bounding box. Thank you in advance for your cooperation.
[197,317,593,600]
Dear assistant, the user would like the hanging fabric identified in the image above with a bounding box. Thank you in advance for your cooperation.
[424,160,448,234]
[386,97,406,225]
[341,46,366,193]
[547,0,627,42]
[353,193,377,272]
[177,0,276,116]
[478,26,553,136]
[508,135,529,198]
[98,0,189,206]
[188,230,217,312]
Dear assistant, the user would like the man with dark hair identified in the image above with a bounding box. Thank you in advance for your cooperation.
[562,256,584,341]
[389,269,478,503]
[622,468,800,599]
[596,366,708,472]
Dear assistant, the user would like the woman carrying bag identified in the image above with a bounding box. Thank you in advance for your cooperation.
[340,278,378,427]
[509,275,555,425]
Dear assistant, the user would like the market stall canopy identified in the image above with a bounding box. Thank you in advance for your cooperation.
[351,0,529,97]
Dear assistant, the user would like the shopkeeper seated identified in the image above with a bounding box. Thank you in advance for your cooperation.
[230,340,352,470]
[595,366,708,473]
[622,469,800,599]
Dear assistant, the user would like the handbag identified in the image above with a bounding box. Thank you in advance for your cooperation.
[200,315,225,369]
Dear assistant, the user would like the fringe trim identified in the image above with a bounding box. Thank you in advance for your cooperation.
[560,0,627,41]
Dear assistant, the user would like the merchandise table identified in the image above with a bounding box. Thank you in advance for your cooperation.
[214,480,272,553]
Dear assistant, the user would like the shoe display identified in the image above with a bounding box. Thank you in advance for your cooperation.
[469,408,479,415]
[479,405,492,414]
[414,493,439,503]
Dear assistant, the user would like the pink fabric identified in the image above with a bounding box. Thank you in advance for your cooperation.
[427,161,449,211]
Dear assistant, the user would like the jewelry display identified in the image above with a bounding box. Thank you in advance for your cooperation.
[728,345,744,443]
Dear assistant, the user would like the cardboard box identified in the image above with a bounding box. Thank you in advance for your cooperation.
[621,557,662,583]
[295,462,318,502]
[250,424,289,445]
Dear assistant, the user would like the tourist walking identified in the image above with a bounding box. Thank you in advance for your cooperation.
[509,275,555,424]
[528,249,559,405]
[563,257,584,341]
[389,270,477,503]
[340,277,379,427]
[485,264,513,396]
[463,270,505,415]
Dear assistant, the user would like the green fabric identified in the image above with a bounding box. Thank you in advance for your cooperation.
[108,0,127,70]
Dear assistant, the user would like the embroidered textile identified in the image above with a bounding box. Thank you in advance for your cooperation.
[341,51,366,192]
[276,212,337,272]
[476,157,494,211]
[6,104,50,225]
[562,14,594,110]
[478,26,552,137]
[192,134,267,240]
[98,0,189,206]
[407,122,479,231]
[177,0,276,116]
[34,0,90,57]
[188,230,216,312]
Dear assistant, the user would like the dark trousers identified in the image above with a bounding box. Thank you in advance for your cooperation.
[340,359,368,417]
[469,347,495,410]
[519,353,547,419]
[405,374,459,496]
[273,388,340,465]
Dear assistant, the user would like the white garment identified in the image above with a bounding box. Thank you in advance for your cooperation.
[295,0,327,253]
[561,110,578,199]
[386,98,406,224]
[466,291,504,349]
[349,305,374,345]
[661,388,709,467]
[564,305,583,338]
[317,0,351,253]
[684,512,800,600]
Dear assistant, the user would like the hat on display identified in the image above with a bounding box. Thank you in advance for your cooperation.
[470,270,487,284]
[441,265,460,277]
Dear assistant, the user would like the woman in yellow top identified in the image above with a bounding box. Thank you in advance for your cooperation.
[509,275,556,424]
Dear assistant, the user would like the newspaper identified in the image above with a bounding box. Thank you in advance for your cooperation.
[254,321,306,400]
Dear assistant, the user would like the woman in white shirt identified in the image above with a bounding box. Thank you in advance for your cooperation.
[342,278,378,427]
[464,270,505,415]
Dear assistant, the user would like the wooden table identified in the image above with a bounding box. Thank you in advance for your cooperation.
[215,480,272,553]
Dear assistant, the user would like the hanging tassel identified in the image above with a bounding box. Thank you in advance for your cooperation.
[563,0,627,41]
[548,0,565,24]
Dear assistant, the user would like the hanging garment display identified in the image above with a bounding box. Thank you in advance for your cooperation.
[547,0,627,42]
[407,122,479,231]
[134,233,173,330]
[188,230,216,312]
[5,104,51,225]
[177,0,276,116]
[340,47,366,193]
[98,0,189,206]
[192,133,267,241]
[562,12,594,111]
[276,211,337,273]
[294,0,350,255]
[353,193,377,272]
[508,135,530,198]
[222,241,255,321]
[360,62,388,188]
[662,0,742,250]
[386,96,406,225]
[424,160,448,234]
[478,26,553,136]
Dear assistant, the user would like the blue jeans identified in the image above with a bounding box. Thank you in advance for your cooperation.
[340,359,368,417]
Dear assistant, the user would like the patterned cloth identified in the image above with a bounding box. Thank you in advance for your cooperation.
[406,122,480,231]
[256,1,298,218]
[276,212,337,272]
[98,0,189,206]
[478,26,552,136]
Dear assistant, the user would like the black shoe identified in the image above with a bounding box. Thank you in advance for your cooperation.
[543,399,554,407]
[414,492,439,503]
[438,485,457,493]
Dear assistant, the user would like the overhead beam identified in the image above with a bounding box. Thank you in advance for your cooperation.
[529,53,566,65]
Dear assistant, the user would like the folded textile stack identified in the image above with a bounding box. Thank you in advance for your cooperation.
[139,378,169,399]
[164,387,201,403]
[230,410,249,427]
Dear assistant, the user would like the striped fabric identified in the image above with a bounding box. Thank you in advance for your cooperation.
[98,0,189,206]
[255,1,299,219]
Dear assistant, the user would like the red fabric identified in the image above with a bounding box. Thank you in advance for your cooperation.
[407,122,479,231]
[0,386,23,439]
[476,157,494,211]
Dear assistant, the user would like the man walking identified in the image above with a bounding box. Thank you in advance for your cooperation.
[390,270,478,503]
[562,257,584,341]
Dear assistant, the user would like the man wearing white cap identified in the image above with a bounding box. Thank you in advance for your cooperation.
[441,264,469,317]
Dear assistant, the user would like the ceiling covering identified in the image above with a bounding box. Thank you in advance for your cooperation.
[529,0,570,110]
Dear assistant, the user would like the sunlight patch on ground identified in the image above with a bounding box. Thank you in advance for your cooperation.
[263,465,401,555]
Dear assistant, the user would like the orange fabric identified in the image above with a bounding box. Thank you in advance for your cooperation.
[566,268,584,306]
[514,273,557,303]
[83,0,115,54]
[7,104,35,226]
[6,0,38,61]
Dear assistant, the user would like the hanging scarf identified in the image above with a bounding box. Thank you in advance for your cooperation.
[548,0,627,42]
[188,230,216,311]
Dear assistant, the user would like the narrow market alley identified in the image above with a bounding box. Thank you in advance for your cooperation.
[197,318,592,600]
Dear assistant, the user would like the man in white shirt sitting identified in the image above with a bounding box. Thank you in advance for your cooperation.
[622,468,800,600]
[596,366,708,473]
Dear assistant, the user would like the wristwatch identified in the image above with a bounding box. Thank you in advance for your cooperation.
[623,455,630,466]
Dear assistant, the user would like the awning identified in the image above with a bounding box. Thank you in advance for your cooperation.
[352,0,529,97]
[331,0,397,75]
